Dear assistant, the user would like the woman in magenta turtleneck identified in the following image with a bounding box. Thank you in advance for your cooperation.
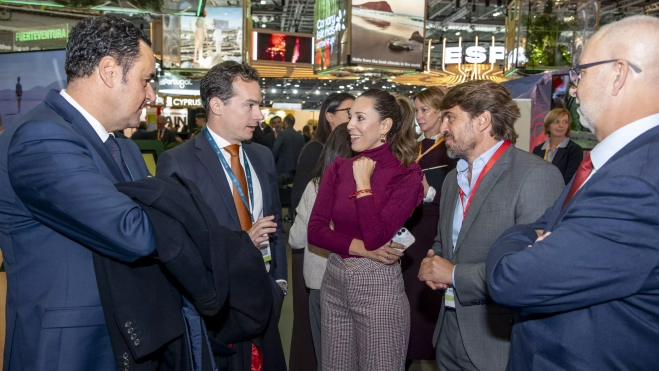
[308,89,424,370]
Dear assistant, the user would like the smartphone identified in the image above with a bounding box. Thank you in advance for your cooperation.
[391,227,415,252]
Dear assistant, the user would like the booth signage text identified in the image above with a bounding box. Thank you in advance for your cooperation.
[444,46,506,64]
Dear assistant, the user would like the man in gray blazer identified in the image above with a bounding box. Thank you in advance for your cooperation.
[418,80,564,371]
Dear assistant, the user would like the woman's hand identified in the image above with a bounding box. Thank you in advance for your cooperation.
[365,241,406,265]
[352,157,376,191]
[422,174,430,197]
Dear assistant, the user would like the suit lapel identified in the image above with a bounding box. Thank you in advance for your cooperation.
[551,147,567,167]
[43,90,125,183]
[194,134,242,230]
[243,142,271,215]
[454,147,512,253]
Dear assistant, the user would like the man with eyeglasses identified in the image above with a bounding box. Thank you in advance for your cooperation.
[486,15,659,370]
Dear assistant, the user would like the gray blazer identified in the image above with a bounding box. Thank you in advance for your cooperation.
[432,145,564,371]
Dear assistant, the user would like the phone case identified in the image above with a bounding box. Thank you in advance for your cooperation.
[391,227,415,251]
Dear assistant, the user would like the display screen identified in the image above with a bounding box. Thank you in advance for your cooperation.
[350,0,425,69]
[165,6,243,69]
[253,32,313,64]
[0,49,67,127]
[314,0,350,70]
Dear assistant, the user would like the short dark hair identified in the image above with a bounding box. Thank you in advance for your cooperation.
[283,114,295,127]
[195,112,207,120]
[440,80,519,143]
[200,61,260,113]
[65,15,151,83]
[270,116,282,123]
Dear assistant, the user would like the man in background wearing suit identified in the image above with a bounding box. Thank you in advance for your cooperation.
[0,15,156,370]
[157,61,287,370]
[149,115,181,147]
[265,115,282,148]
[273,114,305,180]
[261,120,273,135]
[486,16,659,370]
[418,80,564,371]
[131,120,150,139]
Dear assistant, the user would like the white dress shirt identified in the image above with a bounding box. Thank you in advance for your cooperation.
[60,89,110,142]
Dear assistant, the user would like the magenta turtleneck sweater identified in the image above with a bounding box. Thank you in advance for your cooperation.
[308,143,424,258]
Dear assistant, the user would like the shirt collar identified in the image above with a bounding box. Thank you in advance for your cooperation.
[456,140,505,176]
[589,113,659,171]
[541,137,570,150]
[417,133,442,142]
[207,126,241,152]
[60,89,111,142]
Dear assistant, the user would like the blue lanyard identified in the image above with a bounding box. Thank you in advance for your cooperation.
[204,128,255,223]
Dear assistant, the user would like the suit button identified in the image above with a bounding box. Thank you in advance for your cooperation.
[124,322,131,328]
[124,359,130,366]
[125,368,130,371]
[123,352,129,360]
[134,339,141,346]
[127,327,134,334]
[131,333,137,340]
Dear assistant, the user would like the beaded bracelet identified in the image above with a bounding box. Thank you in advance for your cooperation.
[349,189,373,199]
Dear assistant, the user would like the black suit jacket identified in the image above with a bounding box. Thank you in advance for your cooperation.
[261,124,273,135]
[97,174,272,370]
[155,132,287,371]
[131,129,150,140]
[290,140,323,212]
[532,139,583,184]
[148,129,178,147]
[272,127,305,177]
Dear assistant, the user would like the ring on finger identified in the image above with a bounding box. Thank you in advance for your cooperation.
[386,252,390,259]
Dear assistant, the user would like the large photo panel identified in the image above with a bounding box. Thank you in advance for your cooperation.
[350,0,426,69]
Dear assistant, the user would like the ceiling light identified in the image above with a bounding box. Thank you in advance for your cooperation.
[339,86,345,89]
[260,0,266,3]
[292,89,298,94]
[261,24,266,28]
[315,90,320,94]
[493,12,501,16]
[455,32,461,35]
[271,89,276,93]
[294,84,299,87]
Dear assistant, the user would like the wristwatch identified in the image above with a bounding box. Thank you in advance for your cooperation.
[277,281,288,296]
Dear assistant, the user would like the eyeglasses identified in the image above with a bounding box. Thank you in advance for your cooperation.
[334,108,351,113]
[569,59,642,86]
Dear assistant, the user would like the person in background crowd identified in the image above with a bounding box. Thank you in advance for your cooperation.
[0,115,4,134]
[261,119,273,135]
[156,61,287,371]
[308,89,423,370]
[532,108,583,184]
[486,15,659,370]
[289,123,354,371]
[402,86,457,369]
[190,112,207,138]
[15,76,22,114]
[149,115,182,148]
[418,80,564,371]
[302,125,312,142]
[0,15,156,369]
[131,120,150,139]
[288,92,354,371]
[265,115,283,148]
[273,114,305,222]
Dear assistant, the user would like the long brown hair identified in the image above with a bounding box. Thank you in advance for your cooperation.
[312,123,354,187]
[359,89,418,167]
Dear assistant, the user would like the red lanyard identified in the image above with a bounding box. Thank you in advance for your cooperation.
[458,141,511,220]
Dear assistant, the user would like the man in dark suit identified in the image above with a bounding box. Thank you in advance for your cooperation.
[264,115,282,148]
[418,80,564,371]
[131,120,150,139]
[149,115,181,148]
[273,114,305,180]
[261,120,273,135]
[156,61,287,370]
[486,16,659,370]
[0,15,156,370]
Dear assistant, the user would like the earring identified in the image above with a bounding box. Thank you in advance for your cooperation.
[380,133,386,143]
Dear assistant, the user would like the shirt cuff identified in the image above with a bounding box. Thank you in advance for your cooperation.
[276,280,288,286]
[451,265,456,288]
[424,186,436,203]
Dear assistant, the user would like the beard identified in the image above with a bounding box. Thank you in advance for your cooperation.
[578,106,596,133]
[445,122,477,160]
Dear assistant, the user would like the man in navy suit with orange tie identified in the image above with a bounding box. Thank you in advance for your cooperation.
[0,16,156,370]
[486,15,659,370]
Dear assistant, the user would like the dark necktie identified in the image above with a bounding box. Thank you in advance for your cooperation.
[562,154,593,207]
[104,135,132,181]
[224,144,253,231]
[223,144,262,370]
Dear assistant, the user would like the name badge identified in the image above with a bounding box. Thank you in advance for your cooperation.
[259,240,272,263]
[445,287,456,308]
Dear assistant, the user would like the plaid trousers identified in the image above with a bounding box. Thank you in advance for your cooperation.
[321,253,410,371]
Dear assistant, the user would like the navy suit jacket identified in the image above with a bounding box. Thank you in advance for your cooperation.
[0,90,154,370]
[486,125,659,370]
[155,133,287,284]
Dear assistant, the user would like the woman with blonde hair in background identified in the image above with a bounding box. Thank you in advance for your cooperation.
[308,89,423,370]
[532,108,583,184]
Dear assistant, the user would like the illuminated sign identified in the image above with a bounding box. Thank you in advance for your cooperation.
[252,31,313,64]
[15,27,68,42]
[314,0,349,70]
[160,77,196,89]
[443,46,506,64]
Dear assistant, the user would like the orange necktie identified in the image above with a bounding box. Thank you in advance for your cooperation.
[224,144,253,231]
